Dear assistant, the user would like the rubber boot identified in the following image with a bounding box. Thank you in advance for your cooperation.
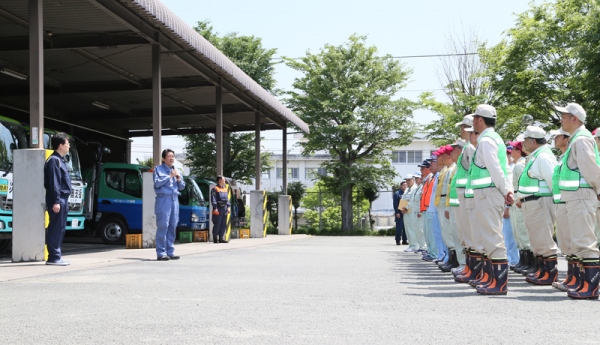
[470,256,491,288]
[511,250,525,272]
[441,249,459,273]
[453,251,470,277]
[567,259,600,300]
[455,253,482,283]
[527,255,558,285]
[526,256,544,279]
[439,250,454,271]
[213,235,219,244]
[564,258,581,290]
[523,254,541,276]
[219,236,228,243]
[553,256,575,291]
[518,250,534,274]
[476,259,508,295]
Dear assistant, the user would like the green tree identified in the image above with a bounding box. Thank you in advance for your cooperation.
[285,35,417,232]
[185,20,277,183]
[287,181,306,233]
[184,133,271,184]
[362,184,379,231]
[266,190,281,229]
[480,0,600,131]
[136,157,153,168]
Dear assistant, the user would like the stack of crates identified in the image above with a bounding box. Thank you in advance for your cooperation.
[239,228,250,239]
[126,234,142,249]
[179,231,193,243]
[193,230,208,242]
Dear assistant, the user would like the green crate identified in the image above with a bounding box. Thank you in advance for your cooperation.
[179,231,193,243]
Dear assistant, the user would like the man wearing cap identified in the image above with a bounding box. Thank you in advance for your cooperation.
[434,147,451,265]
[419,159,438,261]
[556,103,600,299]
[407,171,426,252]
[550,128,577,292]
[502,145,520,268]
[593,129,600,246]
[517,126,559,285]
[425,154,445,262]
[467,104,513,295]
[393,181,408,246]
[441,141,466,273]
[400,175,419,252]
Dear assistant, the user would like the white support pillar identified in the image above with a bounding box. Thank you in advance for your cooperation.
[29,0,44,148]
[278,195,292,235]
[142,172,156,248]
[152,43,162,168]
[12,149,46,262]
[250,190,267,238]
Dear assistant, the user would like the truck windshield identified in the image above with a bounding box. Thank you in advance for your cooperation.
[65,141,82,180]
[0,121,26,171]
[187,179,204,205]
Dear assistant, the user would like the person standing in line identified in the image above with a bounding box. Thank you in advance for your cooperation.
[153,149,185,261]
[400,175,419,252]
[408,171,426,253]
[593,128,600,245]
[502,146,519,268]
[550,128,576,292]
[468,104,513,295]
[556,103,600,299]
[393,181,408,245]
[517,126,558,285]
[418,159,436,261]
[211,176,231,244]
[434,146,453,268]
[44,132,73,266]
[426,155,445,263]
[508,141,532,274]
[441,141,466,273]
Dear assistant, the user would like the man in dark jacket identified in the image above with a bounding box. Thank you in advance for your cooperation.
[393,181,408,245]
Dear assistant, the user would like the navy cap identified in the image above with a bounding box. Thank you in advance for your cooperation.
[417,160,431,168]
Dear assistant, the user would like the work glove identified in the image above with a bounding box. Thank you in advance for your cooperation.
[212,210,220,216]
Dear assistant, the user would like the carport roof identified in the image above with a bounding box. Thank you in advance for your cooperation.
[0,0,309,138]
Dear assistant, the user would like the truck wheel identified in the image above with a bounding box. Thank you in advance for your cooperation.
[0,239,10,253]
[98,218,127,245]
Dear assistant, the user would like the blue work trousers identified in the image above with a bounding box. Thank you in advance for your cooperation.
[155,195,179,257]
[46,198,68,262]
[423,212,437,259]
[431,210,447,260]
[502,215,519,265]
[212,206,228,239]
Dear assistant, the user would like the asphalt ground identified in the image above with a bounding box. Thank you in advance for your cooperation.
[0,236,597,345]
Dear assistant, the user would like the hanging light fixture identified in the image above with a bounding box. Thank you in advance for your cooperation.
[0,67,27,80]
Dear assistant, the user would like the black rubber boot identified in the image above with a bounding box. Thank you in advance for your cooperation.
[568,259,600,300]
[518,250,533,274]
[441,250,459,273]
[470,256,492,288]
[527,255,558,285]
[522,254,540,276]
[455,252,482,283]
[476,259,508,295]
[511,250,525,272]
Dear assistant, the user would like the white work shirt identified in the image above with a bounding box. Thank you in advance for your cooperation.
[512,156,527,199]
[524,144,557,192]
[474,127,512,196]
[565,125,600,193]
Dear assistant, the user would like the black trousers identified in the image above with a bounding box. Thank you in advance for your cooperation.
[46,198,68,262]
[395,218,407,243]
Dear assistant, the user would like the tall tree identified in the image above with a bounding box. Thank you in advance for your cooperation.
[285,35,417,232]
[362,184,379,231]
[185,132,271,184]
[185,20,278,182]
[287,181,306,232]
[481,0,600,131]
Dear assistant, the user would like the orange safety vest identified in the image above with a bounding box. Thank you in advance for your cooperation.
[420,176,434,212]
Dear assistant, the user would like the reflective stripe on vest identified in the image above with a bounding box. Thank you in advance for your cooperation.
[468,131,508,190]
[552,163,564,204]
[517,146,554,197]
[558,129,600,191]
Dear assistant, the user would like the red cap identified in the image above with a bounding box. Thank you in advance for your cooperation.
[508,141,522,151]
[444,145,454,153]
[593,128,598,136]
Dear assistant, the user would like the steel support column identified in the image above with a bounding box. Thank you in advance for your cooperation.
[29,0,43,148]
[282,125,287,195]
[255,111,261,190]
[216,85,223,175]
[152,44,161,166]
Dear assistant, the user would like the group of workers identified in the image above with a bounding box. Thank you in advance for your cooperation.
[396,103,600,299]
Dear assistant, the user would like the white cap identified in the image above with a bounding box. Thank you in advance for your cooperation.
[549,128,570,137]
[474,104,497,119]
[413,171,422,178]
[455,114,474,127]
[450,138,467,148]
[555,103,586,123]
[464,127,474,132]
[523,125,546,139]
[405,174,414,179]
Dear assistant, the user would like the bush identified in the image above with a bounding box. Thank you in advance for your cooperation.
[295,225,395,236]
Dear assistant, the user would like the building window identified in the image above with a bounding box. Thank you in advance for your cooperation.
[261,170,270,179]
[305,167,326,180]
[391,150,423,164]
[276,168,299,179]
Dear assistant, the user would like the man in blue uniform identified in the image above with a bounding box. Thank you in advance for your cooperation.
[154,149,185,261]
[393,181,407,245]
[211,176,231,243]
[44,132,72,266]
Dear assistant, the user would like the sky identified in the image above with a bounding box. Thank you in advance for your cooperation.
[131,0,536,162]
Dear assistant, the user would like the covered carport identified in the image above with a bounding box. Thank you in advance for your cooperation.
[0,0,308,261]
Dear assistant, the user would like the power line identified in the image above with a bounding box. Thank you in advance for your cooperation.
[271,52,478,61]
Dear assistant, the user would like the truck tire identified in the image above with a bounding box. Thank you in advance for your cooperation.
[0,239,10,253]
[98,217,127,245]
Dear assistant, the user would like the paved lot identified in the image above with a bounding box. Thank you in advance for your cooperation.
[0,236,597,344]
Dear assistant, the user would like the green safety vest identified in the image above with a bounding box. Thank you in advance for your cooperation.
[552,163,563,204]
[558,130,600,191]
[449,152,469,206]
[468,130,508,190]
[517,146,554,197]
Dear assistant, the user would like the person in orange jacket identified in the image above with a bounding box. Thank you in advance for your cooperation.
[211,175,230,243]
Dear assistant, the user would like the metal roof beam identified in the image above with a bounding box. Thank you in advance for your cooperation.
[0,33,149,51]
[127,123,279,137]
[64,104,250,121]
